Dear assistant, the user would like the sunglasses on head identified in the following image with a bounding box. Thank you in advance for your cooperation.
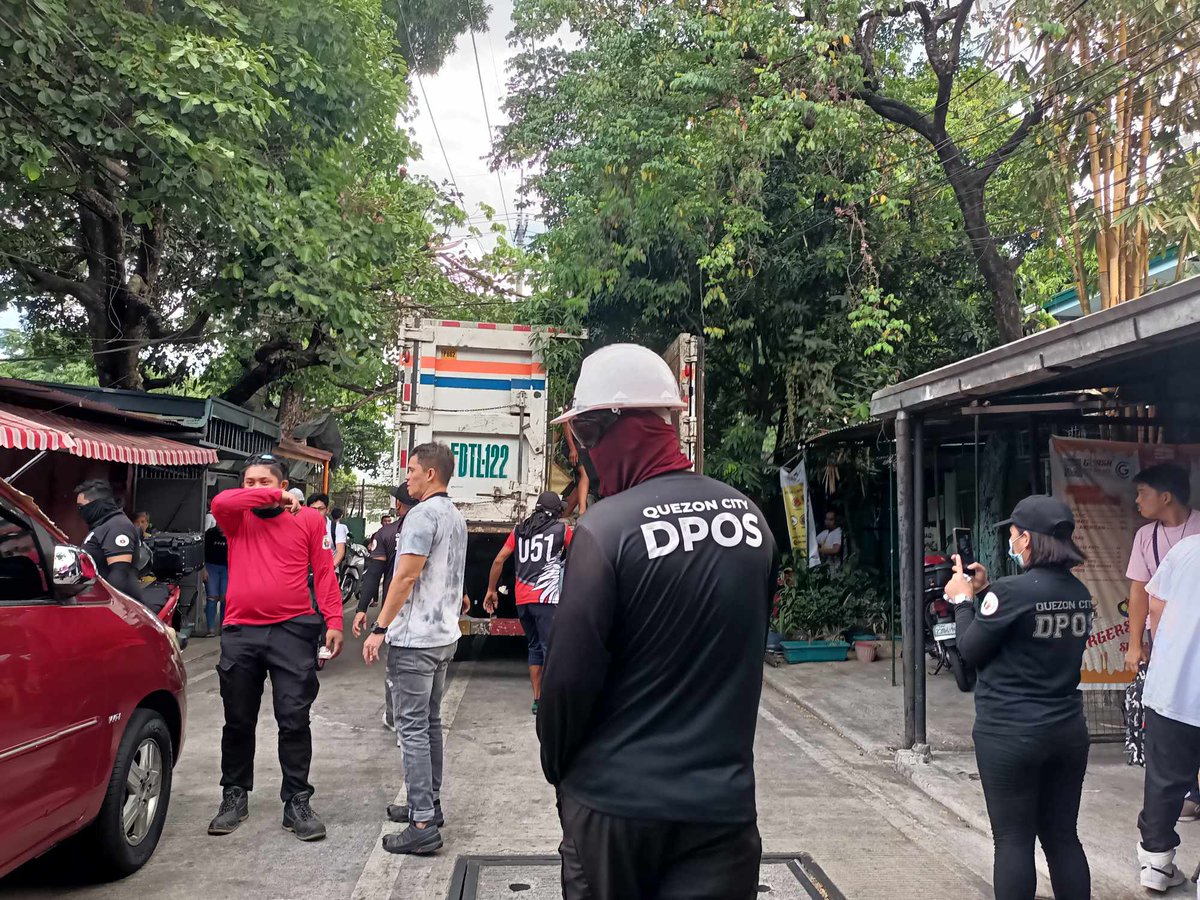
[570,410,621,449]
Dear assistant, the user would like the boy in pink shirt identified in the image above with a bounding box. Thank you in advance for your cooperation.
[1126,464,1200,672]
[1126,462,1200,825]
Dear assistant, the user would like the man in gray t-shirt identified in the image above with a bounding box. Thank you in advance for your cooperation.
[363,442,467,857]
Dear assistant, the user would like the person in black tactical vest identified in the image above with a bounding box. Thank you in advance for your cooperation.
[75,479,144,603]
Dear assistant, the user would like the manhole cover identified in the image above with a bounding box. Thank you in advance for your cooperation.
[446,854,843,900]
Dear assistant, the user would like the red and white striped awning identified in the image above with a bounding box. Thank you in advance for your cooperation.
[0,408,75,452]
[0,403,217,467]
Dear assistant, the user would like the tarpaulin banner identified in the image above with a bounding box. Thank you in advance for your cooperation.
[1048,437,1200,688]
[779,460,819,567]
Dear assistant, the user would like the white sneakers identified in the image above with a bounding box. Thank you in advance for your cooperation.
[1138,843,1188,893]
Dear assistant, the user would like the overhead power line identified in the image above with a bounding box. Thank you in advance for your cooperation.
[467,24,512,225]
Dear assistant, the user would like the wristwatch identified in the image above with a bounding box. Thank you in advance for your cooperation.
[371,624,388,635]
[946,593,973,606]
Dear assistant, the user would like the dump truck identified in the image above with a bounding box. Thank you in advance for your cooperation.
[392,318,702,634]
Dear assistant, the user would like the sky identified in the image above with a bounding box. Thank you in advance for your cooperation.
[405,0,539,256]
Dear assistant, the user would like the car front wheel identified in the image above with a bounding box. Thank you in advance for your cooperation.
[84,708,174,880]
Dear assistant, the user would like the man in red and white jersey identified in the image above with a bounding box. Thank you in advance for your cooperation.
[484,492,573,714]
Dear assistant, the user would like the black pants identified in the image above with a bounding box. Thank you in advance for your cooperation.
[1139,708,1200,852]
[974,716,1090,900]
[218,617,322,802]
[558,793,761,900]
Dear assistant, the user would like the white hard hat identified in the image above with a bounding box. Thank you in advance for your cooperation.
[551,343,687,424]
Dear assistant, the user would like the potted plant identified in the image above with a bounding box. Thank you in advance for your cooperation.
[774,568,851,663]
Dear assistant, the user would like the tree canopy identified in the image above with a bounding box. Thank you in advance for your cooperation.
[501,0,1199,493]
[0,0,485,404]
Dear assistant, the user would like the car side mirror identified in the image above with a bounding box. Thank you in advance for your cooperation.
[54,544,97,597]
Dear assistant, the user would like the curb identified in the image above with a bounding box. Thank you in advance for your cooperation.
[761,666,893,756]
[893,752,991,835]
[182,642,221,667]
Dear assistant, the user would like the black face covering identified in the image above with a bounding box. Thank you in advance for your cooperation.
[79,498,121,528]
[252,506,285,519]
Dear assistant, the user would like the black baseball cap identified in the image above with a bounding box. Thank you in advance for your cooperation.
[996,495,1075,539]
[390,484,416,506]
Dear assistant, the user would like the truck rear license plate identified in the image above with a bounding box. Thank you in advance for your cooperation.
[933,622,957,641]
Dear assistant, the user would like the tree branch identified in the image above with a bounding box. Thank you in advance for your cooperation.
[933,0,975,129]
[856,89,942,146]
[4,252,103,309]
[332,377,399,397]
[220,327,327,406]
[140,359,189,391]
[976,100,1048,181]
[333,385,397,415]
[145,307,212,343]
[434,251,522,295]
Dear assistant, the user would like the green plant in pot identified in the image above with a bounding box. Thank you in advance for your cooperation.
[774,568,844,643]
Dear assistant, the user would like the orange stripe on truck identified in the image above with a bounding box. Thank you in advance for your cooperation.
[420,357,546,376]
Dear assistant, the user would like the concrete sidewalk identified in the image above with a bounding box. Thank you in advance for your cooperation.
[764,652,976,754]
[763,658,1199,899]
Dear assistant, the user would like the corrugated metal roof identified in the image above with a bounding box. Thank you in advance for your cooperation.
[870,276,1200,419]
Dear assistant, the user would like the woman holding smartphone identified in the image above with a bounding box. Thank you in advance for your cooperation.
[944,495,1094,900]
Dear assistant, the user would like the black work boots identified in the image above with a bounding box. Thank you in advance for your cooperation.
[207,786,249,835]
[282,791,327,842]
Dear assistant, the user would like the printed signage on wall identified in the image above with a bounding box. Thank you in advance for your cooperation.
[779,460,819,567]
[1049,437,1200,688]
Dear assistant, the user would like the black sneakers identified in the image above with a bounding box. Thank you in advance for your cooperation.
[283,791,327,842]
[386,799,444,827]
[208,786,249,835]
[382,824,443,855]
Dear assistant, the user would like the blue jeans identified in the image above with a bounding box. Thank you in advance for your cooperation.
[206,564,228,633]
[387,641,457,824]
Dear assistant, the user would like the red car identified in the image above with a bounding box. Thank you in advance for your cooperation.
[0,477,186,880]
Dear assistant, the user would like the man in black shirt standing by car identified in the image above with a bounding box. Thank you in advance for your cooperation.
[76,479,144,603]
[540,344,778,900]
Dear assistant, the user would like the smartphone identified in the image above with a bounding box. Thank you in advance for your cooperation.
[953,527,975,570]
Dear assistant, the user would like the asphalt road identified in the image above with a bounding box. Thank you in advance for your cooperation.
[2,611,997,900]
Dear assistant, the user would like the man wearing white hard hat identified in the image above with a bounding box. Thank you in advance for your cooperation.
[538,343,778,900]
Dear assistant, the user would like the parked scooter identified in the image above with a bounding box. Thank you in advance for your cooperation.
[923,554,976,692]
[340,542,368,603]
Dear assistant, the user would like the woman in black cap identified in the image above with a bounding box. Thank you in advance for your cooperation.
[944,494,1094,900]
[484,491,573,714]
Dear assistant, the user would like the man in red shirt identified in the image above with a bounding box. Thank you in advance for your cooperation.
[206,455,344,842]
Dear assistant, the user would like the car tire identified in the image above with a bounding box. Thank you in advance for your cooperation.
[83,708,174,880]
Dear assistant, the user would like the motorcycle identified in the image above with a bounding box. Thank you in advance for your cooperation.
[139,532,205,651]
[340,542,368,603]
[923,553,975,692]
